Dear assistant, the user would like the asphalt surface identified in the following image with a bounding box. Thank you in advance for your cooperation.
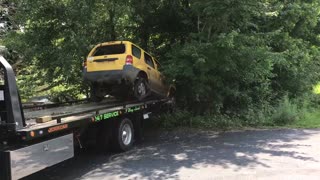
[23,128,320,180]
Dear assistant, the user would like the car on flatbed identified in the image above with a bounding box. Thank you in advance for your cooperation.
[83,41,175,101]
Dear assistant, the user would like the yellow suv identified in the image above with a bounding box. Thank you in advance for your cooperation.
[83,41,175,101]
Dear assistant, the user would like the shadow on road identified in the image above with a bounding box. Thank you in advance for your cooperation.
[23,128,320,180]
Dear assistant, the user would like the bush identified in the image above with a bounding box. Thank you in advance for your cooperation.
[158,110,242,130]
[189,114,241,130]
[270,95,300,125]
[158,94,318,129]
[158,110,192,129]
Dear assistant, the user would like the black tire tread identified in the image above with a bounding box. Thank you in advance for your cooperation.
[134,78,148,101]
[110,118,134,152]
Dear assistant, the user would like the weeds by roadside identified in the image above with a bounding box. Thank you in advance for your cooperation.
[157,94,320,130]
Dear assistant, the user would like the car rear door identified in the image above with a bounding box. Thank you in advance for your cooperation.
[143,52,158,90]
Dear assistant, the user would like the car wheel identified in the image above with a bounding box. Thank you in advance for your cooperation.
[112,84,132,101]
[90,83,104,102]
[134,78,148,101]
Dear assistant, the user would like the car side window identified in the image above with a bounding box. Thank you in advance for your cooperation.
[144,53,155,69]
[154,60,161,70]
[132,45,141,59]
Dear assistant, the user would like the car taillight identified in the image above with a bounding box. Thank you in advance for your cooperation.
[126,55,133,65]
[83,60,87,68]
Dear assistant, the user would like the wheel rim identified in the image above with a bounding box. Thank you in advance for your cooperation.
[121,124,132,146]
[137,81,146,96]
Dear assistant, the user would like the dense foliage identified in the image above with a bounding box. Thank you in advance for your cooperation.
[1,0,320,125]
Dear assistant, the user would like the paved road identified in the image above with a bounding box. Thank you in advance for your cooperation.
[23,128,320,180]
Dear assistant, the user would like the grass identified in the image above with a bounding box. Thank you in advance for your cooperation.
[158,93,320,130]
[290,83,320,128]
[288,110,320,128]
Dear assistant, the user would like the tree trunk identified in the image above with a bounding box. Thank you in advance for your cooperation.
[109,9,116,40]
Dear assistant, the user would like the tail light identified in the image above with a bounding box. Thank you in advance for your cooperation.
[82,60,87,68]
[126,55,133,65]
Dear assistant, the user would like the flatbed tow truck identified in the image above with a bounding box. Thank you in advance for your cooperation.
[0,56,172,180]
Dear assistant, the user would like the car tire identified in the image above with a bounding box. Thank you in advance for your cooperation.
[111,118,134,152]
[90,83,104,102]
[134,77,149,101]
[113,85,132,101]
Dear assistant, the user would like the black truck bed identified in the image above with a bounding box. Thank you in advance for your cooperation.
[23,99,120,120]
[18,98,163,137]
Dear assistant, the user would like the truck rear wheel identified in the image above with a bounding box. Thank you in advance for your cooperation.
[96,121,113,152]
[111,118,134,152]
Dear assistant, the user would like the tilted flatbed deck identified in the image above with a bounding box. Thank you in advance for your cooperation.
[18,98,165,141]
[23,100,118,120]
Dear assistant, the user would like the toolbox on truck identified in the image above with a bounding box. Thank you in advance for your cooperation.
[1,134,74,180]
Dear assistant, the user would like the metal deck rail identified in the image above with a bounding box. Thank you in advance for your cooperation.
[0,56,25,131]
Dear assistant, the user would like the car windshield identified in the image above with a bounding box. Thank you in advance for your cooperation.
[93,44,125,56]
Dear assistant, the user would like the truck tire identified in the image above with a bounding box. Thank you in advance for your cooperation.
[96,121,113,152]
[111,118,134,152]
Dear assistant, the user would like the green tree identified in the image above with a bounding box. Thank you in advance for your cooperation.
[165,0,320,115]
[2,0,320,120]
[4,0,131,98]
